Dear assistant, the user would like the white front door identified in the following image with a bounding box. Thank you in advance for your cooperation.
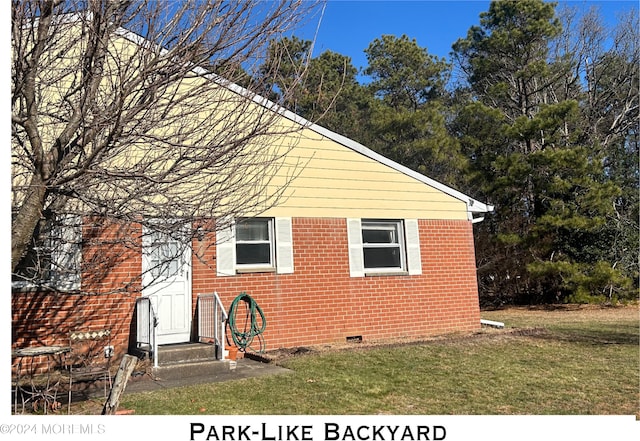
[142,227,192,345]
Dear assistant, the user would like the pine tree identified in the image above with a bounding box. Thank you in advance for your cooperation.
[452,0,635,304]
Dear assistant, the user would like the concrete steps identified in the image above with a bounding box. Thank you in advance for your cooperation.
[157,342,219,365]
[153,343,231,379]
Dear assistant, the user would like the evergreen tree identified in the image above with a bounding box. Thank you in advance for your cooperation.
[452,0,634,304]
[260,2,638,304]
[363,35,467,187]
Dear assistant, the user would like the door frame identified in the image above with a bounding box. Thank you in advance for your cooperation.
[141,224,193,345]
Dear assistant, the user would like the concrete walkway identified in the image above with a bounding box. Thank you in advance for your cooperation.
[124,358,291,394]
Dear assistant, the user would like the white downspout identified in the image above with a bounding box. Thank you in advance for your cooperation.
[481,319,505,328]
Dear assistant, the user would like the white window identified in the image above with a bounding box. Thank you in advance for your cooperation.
[235,218,275,269]
[347,218,421,277]
[148,238,181,279]
[362,220,405,272]
[142,228,189,282]
[216,217,293,276]
[12,214,82,291]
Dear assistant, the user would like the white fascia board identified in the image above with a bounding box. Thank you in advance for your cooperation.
[114,25,494,217]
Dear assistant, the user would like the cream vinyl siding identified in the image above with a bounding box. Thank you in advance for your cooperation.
[13,22,489,222]
[260,127,469,220]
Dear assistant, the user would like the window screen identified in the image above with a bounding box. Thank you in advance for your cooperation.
[235,218,274,266]
[361,220,405,271]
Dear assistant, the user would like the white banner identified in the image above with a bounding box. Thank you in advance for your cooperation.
[1,415,638,441]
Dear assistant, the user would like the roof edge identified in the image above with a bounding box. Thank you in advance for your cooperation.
[303,121,495,215]
[113,24,493,216]
[226,82,495,215]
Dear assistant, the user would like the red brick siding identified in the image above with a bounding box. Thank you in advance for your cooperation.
[11,291,138,375]
[12,217,480,373]
[81,218,143,294]
[11,218,142,375]
[193,218,481,349]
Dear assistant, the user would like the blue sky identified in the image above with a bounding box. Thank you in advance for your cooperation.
[294,0,638,72]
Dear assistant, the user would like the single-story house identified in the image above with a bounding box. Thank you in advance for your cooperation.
[11,20,493,373]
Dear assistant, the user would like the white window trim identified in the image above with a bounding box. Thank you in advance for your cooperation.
[347,218,365,278]
[274,217,294,274]
[361,220,406,275]
[12,214,82,291]
[404,219,422,275]
[216,217,294,276]
[215,218,236,277]
[347,218,422,277]
[235,218,276,271]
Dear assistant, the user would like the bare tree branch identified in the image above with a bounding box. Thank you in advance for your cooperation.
[12,0,323,293]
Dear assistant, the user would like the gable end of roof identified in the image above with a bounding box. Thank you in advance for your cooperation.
[115,24,493,218]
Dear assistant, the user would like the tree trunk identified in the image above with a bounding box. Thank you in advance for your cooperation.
[11,174,46,272]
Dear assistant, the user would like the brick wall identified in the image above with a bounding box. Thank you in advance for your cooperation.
[12,217,481,373]
[11,291,138,374]
[11,218,142,375]
[192,218,481,350]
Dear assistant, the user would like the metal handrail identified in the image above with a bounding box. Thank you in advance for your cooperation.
[197,292,228,360]
[136,296,158,368]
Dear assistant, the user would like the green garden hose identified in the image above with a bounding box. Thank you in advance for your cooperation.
[227,292,267,353]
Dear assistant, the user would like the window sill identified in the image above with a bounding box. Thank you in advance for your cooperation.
[364,270,409,277]
[235,267,277,274]
[11,281,81,293]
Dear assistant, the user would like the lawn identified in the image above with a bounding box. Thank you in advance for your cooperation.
[115,305,638,415]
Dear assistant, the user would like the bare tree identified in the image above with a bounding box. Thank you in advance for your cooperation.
[552,5,639,149]
[11,0,322,293]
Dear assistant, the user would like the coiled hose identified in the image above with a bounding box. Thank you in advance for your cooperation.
[227,292,267,353]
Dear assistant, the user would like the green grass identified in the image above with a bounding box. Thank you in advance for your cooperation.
[120,306,639,415]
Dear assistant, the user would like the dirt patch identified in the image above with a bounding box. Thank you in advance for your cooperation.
[247,305,637,364]
[257,326,548,364]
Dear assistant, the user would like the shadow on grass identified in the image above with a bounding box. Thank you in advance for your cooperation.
[530,323,639,346]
